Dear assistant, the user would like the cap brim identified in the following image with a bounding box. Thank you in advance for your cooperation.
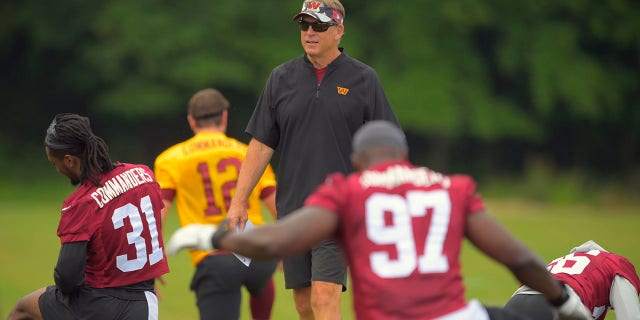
[292,12,332,23]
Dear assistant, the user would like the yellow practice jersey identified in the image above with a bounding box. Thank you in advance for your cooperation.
[154,131,276,265]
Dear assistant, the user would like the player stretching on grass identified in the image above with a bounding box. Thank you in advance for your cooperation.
[505,240,640,319]
[8,113,169,320]
[168,120,591,320]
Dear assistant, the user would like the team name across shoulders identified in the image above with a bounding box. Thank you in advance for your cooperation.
[182,138,236,155]
[360,165,451,189]
[91,167,154,208]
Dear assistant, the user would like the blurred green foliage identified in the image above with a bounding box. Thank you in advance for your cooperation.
[1,0,639,186]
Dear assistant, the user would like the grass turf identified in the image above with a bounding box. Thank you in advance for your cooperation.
[1,183,636,319]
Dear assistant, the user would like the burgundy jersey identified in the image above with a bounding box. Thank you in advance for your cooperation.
[57,163,170,288]
[547,250,640,319]
[305,161,485,319]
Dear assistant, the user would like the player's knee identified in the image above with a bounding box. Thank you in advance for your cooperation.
[7,304,32,320]
[293,288,313,318]
[310,281,341,303]
[294,300,314,320]
[310,295,340,313]
[8,290,44,320]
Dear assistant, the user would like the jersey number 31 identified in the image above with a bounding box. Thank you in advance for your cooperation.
[112,195,164,272]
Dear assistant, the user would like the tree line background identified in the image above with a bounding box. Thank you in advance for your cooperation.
[1,0,639,202]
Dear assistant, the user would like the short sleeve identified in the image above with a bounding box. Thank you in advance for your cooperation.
[613,255,640,292]
[246,71,280,149]
[452,175,485,214]
[57,201,93,243]
[304,173,349,214]
[154,153,176,191]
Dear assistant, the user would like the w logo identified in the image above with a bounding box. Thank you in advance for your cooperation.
[337,86,349,95]
[305,2,321,10]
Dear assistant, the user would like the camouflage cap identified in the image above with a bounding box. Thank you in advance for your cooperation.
[292,1,344,25]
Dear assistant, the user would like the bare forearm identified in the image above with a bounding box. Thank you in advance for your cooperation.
[231,138,274,207]
[509,259,564,300]
[219,207,338,259]
[160,199,172,226]
[466,211,564,300]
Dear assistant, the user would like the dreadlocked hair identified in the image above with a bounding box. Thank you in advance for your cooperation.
[47,114,116,186]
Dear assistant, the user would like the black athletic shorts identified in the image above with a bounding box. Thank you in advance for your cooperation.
[39,285,158,320]
[281,238,347,291]
[190,253,278,320]
[503,293,554,320]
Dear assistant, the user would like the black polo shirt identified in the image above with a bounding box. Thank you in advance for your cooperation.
[247,49,399,217]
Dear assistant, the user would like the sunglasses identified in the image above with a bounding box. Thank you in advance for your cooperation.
[298,20,338,32]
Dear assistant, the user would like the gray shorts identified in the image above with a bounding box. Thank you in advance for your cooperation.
[282,238,348,291]
[39,285,158,320]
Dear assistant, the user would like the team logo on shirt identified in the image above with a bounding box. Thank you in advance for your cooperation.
[337,86,349,95]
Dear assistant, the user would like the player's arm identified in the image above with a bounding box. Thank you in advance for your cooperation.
[466,210,555,291]
[168,206,339,259]
[466,210,591,319]
[610,274,640,320]
[219,205,338,259]
[228,138,274,230]
[160,198,173,225]
[54,241,87,294]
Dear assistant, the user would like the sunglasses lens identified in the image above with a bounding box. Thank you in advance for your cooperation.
[313,24,329,32]
[298,21,334,32]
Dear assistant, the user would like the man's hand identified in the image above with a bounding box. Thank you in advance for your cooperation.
[226,202,249,231]
[553,284,592,320]
[166,224,217,255]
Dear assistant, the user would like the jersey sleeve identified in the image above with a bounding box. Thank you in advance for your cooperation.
[304,173,349,214]
[153,151,177,192]
[246,70,280,149]
[452,174,485,215]
[57,200,94,243]
[613,255,640,292]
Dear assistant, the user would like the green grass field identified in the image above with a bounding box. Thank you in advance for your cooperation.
[1,179,637,319]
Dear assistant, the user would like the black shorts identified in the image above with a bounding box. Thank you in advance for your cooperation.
[503,293,554,320]
[190,254,278,320]
[39,285,158,320]
[281,238,347,291]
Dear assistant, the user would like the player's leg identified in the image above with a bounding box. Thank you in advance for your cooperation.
[502,293,554,320]
[282,252,313,319]
[116,291,159,320]
[249,279,275,320]
[245,259,278,320]
[7,287,46,320]
[310,239,347,320]
[309,281,342,320]
[190,255,243,320]
[292,287,313,320]
[485,305,533,320]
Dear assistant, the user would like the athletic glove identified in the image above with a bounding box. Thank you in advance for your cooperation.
[550,284,592,320]
[166,224,217,255]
